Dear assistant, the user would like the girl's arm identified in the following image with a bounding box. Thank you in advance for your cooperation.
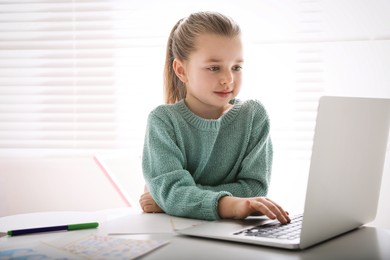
[142,113,231,220]
[139,190,290,224]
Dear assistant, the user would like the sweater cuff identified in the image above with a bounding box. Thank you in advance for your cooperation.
[201,191,232,220]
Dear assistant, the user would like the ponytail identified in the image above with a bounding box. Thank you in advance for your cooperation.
[164,19,186,104]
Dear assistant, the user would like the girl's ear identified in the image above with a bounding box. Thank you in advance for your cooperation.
[173,58,188,83]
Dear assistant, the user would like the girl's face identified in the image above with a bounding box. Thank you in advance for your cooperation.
[174,33,243,119]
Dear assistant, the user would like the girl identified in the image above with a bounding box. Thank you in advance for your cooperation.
[139,11,290,223]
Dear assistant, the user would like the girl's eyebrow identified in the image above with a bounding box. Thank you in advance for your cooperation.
[204,58,244,63]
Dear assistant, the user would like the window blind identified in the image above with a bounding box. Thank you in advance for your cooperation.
[0,0,166,155]
[1,0,389,159]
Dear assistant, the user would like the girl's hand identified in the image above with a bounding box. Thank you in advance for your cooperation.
[218,196,290,224]
[139,192,165,213]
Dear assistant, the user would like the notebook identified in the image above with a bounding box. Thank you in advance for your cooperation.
[177,96,390,250]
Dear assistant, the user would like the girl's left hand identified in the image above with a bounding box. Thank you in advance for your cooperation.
[218,196,290,224]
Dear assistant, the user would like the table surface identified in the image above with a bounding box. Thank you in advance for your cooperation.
[1,208,390,260]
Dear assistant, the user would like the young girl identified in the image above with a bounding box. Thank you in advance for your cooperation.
[139,11,290,223]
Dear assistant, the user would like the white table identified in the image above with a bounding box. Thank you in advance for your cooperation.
[1,208,390,260]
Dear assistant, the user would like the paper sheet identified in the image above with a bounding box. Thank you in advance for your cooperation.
[0,243,77,260]
[0,235,169,260]
[53,234,169,259]
[106,212,205,235]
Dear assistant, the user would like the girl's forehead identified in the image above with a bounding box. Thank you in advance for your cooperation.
[192,33,243,62]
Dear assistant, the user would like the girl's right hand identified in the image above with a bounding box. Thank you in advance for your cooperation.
[139,192,165,213]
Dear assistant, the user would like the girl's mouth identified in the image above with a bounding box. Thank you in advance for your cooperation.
[214,91,233,98]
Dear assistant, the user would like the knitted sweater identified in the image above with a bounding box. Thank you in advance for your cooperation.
[142,99,273,220]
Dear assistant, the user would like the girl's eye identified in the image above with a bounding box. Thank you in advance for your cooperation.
[208,66,219,71]
[232,65,243,71]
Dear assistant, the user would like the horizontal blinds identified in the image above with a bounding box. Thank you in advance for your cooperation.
[0,0,166,152]
[241,0,390,160]
[242,0,326,160]
[1,0,389,157]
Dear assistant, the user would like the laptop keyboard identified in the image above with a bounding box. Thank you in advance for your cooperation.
[233,214,303,240]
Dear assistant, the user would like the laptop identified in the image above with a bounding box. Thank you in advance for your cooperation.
[177,96,390,250]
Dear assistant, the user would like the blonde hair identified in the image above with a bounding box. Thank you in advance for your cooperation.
[164,12,241,104]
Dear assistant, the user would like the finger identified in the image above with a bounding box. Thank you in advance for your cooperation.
[139,193,155,204]
[140,192,151,199]
[262,199,290,223]
[264,198,291,223]
[140,201,147,212]
[139,198,155,207]
[248,200,277,220]
[143,205,155,213]
[251,199,288,224]
[139,196,148,204]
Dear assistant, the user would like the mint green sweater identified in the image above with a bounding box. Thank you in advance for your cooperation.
[142,99,273,220]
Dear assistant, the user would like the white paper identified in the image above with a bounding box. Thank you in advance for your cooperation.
[107,213,205,235]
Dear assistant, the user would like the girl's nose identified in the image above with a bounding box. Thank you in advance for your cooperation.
[220,70,234,85]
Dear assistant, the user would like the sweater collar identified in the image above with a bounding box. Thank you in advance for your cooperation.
[176,99,243,130]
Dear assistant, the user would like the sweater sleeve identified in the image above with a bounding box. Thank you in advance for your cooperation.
[142,111,231,220]
[196,101,273,197]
